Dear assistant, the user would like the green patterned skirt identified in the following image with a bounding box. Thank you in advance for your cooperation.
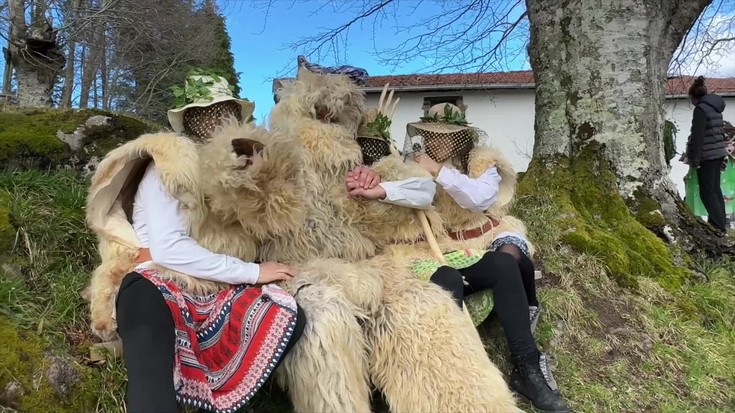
[411,249,494,326]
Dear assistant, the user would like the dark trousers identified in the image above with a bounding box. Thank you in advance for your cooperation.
[494,244,539,307]
[697,158,727,232]
[116,272,306,413]
[430,251,538,358]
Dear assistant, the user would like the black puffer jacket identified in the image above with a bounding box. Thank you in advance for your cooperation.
[687,93,727,166]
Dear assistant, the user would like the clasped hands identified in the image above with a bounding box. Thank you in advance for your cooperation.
[345,153,446,199]
[345,165,385,199]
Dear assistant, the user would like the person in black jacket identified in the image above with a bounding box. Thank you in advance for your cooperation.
[686,76,728,233]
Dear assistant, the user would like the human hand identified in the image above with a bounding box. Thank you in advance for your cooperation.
[414,153,442,176]
[346,178,387,200]
[346,165,381,189]
[257,262,298,284]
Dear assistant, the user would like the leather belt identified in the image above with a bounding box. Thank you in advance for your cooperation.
[448,218,500,241]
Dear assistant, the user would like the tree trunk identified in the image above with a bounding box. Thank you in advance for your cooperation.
[60,41,76,108]
[2,51,12,103]
[79,45,89,108]
[60,0,84,108]
[7,0,66,107]
[520,0,732,289]
[100,42,109,109]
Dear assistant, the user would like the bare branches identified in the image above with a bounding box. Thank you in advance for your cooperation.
[246,0,529,75]
[248,0,733,79]
[377,0,528,73]
[670,1,735,77]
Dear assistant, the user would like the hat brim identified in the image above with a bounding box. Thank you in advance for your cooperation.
[407,122,470,136]
[167,96,256,134]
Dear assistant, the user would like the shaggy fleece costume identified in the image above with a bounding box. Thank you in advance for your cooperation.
[197,70,518,413]
[85,133,252,340]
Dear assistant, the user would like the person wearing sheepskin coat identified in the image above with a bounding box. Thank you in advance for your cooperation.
[84,73,307,413]
[395,102,570,413]
[197,65,522,413]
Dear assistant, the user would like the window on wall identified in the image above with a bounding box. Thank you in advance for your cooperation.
[422,95,466,116]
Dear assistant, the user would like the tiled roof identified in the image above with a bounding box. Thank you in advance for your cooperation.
[664,75,735,95]
[272,70,735,96]
[363,70,535,88]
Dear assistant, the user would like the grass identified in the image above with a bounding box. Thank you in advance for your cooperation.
[479,192,735,413]
[0,169,127,412]
[1,168,735,412]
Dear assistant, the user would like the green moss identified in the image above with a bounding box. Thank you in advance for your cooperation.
[0,108,158,169]
[517,144,689,290]
[0,316,101,413]
[632,189,667,228]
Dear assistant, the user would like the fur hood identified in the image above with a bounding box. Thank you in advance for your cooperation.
[87,132,203,248]
[270,68,366,137]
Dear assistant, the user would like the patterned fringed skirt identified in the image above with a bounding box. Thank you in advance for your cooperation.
[135,266,298,413]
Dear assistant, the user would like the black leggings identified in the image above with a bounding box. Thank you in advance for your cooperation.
[430,251,538,358]
[697,158,727,232]
[495,244,539,307]
[116,272,306,413]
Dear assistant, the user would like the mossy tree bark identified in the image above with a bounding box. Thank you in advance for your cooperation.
[521,0,733,288]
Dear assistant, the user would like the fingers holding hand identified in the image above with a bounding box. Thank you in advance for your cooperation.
[258,262,298,284]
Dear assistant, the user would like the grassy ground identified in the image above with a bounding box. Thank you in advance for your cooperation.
[1,169,734,412]
[0,170,128,412]
[486,194,735,413]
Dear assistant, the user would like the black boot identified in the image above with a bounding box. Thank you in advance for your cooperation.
[510,352,571,413]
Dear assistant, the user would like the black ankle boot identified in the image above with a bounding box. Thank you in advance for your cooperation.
[510,352,571,413]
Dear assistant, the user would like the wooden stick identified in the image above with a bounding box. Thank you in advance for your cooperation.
[416,210,446,264]
[417,210,475,320]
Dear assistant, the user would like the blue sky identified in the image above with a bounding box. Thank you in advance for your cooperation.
[0,1,529,118]
[3,1,730,119]
[221,1,529,120]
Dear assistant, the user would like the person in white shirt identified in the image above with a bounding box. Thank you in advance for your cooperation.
[115,73,305,413]
[405,103,570,413]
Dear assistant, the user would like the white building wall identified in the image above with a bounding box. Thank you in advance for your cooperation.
[366,89,735,197]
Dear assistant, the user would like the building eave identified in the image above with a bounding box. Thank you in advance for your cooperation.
[359,83,536,93]
[666,93,735,99]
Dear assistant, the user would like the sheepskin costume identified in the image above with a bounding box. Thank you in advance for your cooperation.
[375,144,533,325]
[84,132,257,340]
[197,68,518,413]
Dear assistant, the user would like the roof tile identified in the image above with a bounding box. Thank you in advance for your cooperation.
[273,71,735,96]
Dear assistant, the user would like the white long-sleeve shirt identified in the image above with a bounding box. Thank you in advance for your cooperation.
[435,165,527,244]
[133,163,261,285]
[434,165,502,213]
[379,178,436,210]
[132,164,435,284]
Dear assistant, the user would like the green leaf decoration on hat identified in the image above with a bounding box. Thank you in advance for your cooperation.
[170,68,236,110]
[358,112,392,142]
[420,104,470,126]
